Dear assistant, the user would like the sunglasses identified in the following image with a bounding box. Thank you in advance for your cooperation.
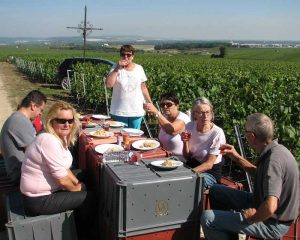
[120,53,133,58]
[53,118,75,124]
[160,102,174,108]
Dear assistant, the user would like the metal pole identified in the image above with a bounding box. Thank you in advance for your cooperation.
[102,77,110,116]
[83,6,87,59]
[234,125,253,192]
[143,116,153,139]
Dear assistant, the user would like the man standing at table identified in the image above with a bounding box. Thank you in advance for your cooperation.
[0,90,46,185]
[201,113,299,240]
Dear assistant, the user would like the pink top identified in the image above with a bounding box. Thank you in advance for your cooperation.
[20,133,73,197]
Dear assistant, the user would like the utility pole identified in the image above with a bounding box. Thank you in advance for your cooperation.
[67,5,103,58]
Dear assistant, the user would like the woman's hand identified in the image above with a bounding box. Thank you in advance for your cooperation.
[79,182,87,191]
[143,102,157,115]
[181,131,192,142]
[118,59,129,68]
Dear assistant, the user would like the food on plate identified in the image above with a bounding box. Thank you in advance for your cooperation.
[94,129,106,137]
[105,147,119,153]
[161,159,175,167]
[140,140,156,148]
[76,113,85,119]
[87,120,95,125]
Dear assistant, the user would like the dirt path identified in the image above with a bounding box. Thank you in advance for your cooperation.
[0,63,14,130]
[0,62,75,131]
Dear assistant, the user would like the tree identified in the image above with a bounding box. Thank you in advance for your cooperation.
[219,46,226,58]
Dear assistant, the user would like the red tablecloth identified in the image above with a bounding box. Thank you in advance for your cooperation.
[78,127,172,191]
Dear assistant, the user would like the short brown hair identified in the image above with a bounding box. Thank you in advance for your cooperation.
[19,90,47,108]
[120,45,135,55]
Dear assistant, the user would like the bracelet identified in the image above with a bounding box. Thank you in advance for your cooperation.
[155,111,161,118]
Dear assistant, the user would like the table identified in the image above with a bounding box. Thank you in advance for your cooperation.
[76,116,202,240]
[77,117,171,189]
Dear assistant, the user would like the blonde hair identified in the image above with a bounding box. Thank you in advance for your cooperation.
[191,97,214,121]
[45,101,79,146]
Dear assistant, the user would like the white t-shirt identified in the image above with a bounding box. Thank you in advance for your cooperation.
[185,122,226,164]
[110,64,147,117]
[158,112,190,155]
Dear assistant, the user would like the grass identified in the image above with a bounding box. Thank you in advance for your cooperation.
[226,47,300,62]
[1,45,300,63]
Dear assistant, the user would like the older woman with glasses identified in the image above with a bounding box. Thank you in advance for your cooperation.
[181,97,226,188]
[105,44,152,129]
[20,101,95,238]
[144,93,190,155]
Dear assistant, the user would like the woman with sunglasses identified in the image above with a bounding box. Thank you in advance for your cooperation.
[20,101,95,238]
[105,45,152,129]
[144,93,190,155]
[181,97,226,189]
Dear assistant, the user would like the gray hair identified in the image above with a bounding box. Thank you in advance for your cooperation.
[191,96,214,121]
[246,113,274,142]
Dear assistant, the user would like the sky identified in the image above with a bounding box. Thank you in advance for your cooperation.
[1,0,300,41]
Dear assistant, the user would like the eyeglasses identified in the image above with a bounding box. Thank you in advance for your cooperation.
[244,129,253,134]
[194,111,211,116]
[160,102,174,108]
[53,118,75,124]
[120,53,133,58]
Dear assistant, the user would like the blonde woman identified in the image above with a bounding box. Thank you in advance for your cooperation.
[20,101,95,237]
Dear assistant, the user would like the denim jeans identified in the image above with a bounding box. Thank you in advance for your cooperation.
[111,114,143,129]
[203,172,217,189]
[200,184,291,240]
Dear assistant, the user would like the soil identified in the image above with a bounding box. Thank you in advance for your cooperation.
[0,62,81,130]
[0,63,13,129]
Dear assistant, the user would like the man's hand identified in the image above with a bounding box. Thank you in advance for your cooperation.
[219,144,241,160]
[241,208,257,224]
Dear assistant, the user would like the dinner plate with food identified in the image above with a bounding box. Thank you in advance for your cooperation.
[82,121,97,128]
[76,113,85,120]
[150,158,183,169]
[91,114,110,120]
[95,144,124,154]
[104,120,126,128]
[121,128,144,136]
[131,139,160,150]
[89,129,114,138]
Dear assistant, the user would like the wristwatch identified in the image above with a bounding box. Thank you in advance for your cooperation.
[155,111,161,118]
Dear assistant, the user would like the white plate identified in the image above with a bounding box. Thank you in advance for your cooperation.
[89,130,114,139]
[132,139,160,150]
[92,114,110,120]
[121,128,144,136]
[105,121,126,128]
[95,144,124,154]
[150,159,183,169]
[84,122,97,128]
